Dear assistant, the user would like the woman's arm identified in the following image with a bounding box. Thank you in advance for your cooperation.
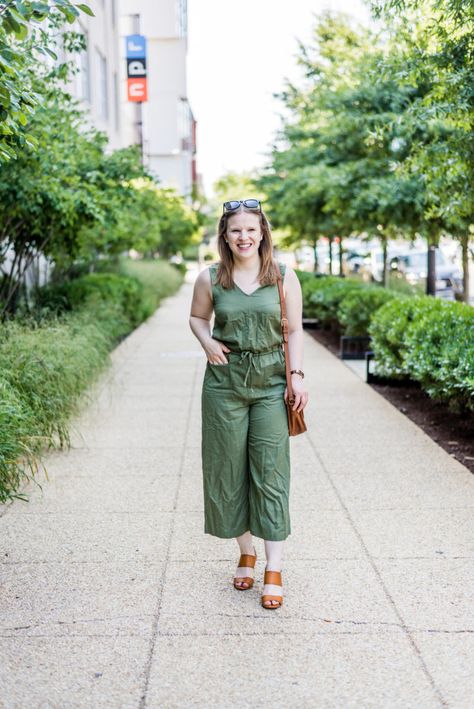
[189,268,230,365]
[283,266,309,412]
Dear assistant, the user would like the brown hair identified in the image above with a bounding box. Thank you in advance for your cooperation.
[214,205,280,288]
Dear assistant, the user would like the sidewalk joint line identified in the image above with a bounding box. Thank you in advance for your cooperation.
[138,355,200,709]
[306,433,449,708]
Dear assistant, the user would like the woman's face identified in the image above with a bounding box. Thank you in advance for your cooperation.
[225,211,263,261]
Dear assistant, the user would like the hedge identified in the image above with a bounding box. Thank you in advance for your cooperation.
[369,296,474,413]
[0,259,184,503]
[296,270,474,413]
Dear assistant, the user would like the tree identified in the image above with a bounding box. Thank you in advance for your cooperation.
[371,0,474,300]
[0,1,93,161]
[259,13,427,281]
[0,92,147,315]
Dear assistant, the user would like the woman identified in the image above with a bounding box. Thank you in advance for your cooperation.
[189,199,308,609]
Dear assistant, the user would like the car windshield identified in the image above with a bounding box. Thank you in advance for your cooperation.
[398,252,446,268]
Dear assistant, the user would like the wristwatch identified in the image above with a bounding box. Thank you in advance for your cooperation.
[290,369,305,379]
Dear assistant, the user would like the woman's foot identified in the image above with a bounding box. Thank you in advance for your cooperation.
[233,547,257,590]
[261,569,283,609]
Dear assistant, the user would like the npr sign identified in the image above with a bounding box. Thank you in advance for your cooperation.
[125,34,148,102]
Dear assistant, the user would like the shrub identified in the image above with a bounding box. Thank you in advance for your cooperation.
[119,257,184,317]
[0,312,112,449]
[0,258,185,502]
[338,286,396,337]
[66,273,148,328]
[307,278,364,329]
[0,376,39,503]
[368,296,419,378]
[404,300,474,412]
[370,296,474,412]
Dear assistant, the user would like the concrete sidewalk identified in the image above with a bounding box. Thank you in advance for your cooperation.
[1,277,473,708]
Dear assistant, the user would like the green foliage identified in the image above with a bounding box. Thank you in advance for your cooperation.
[258,13,426,248]
[260,3,473,299]
[81,179,198,261]
[0,1,93,161]
[0,92,196,315]
[0,258,184,502]
[367,296,419,377]
[63,273,148,328]
[338,286,396,336]
[403,301,474,411]
[0,375,38,502]
[118,257,185,316]
[0,310,113,501]
[306,277,364,328]
[369,295,474,411]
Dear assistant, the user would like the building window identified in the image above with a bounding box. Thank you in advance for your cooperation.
[78,33,90,102]
[175,0,187,37]
[96,49,108,121]
[178,97,191,152]
[113,72,120,132]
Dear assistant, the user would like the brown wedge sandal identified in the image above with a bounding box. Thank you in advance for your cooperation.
[261,570,283,609]
[233,550,257,591]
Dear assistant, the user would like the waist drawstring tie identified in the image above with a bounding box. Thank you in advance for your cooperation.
[230,346,283,387]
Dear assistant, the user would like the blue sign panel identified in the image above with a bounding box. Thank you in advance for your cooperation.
[125,34,147,59]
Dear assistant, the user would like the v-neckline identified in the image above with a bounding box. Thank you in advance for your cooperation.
[233,282,264,297]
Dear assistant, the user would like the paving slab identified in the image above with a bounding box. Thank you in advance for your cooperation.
[0,561,164,638]
[0,280,473,708]
[146,634,440,709]
[0,636,149,709]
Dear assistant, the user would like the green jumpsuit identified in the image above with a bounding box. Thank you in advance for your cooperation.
[201,261,291,542]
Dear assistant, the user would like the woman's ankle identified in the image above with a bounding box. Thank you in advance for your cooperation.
[236,532,255,556]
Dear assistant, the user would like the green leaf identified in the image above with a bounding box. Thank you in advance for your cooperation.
[13,23,29,41]
[44,47,58,60]
[57,5,79,22]
[76,3,95,17]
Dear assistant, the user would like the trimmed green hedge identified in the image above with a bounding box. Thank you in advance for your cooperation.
[369,296,474,413]
[296,271,387,336]
[302,275,363,325]
[338,287,396,337]
[296,269,474,414]
[0,259,184,503]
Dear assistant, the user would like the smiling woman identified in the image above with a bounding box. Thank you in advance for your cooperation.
[188,200,308,610]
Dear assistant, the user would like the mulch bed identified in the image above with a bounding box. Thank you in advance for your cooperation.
[306,326,474,475]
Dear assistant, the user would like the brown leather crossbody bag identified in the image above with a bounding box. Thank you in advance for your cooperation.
[276,269,307,437]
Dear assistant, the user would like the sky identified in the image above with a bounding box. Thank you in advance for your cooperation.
[187,0,373,198]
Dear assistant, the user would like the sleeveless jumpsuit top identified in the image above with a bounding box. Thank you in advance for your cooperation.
[205,261,287,392]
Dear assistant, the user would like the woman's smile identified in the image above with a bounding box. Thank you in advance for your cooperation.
[226,212,263,259]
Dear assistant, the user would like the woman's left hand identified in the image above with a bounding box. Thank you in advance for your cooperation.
[284,374,309,413]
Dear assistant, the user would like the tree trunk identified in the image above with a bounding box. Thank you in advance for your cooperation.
[312,237,319,273]
[426,242,436,296]
[381,235,387,287]
[328,236,333,275]
[338,237,344,277]
[460,234,470,303]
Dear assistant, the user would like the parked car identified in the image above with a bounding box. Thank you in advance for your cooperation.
[389,249,463,299]
[360,246,463,298]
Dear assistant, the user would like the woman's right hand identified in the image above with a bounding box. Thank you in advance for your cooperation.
[203,338,231,365]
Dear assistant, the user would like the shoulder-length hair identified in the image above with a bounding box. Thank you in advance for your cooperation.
[214,205,280,289]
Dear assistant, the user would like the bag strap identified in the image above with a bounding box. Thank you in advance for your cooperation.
[276,264,294,404]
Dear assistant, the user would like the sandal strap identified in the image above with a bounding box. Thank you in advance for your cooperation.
[238,553,256,569]
[264,570,282,586]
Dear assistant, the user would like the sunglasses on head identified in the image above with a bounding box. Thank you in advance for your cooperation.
[222,199,261,215]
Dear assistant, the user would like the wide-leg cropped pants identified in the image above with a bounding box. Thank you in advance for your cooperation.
[201,347,291,541]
